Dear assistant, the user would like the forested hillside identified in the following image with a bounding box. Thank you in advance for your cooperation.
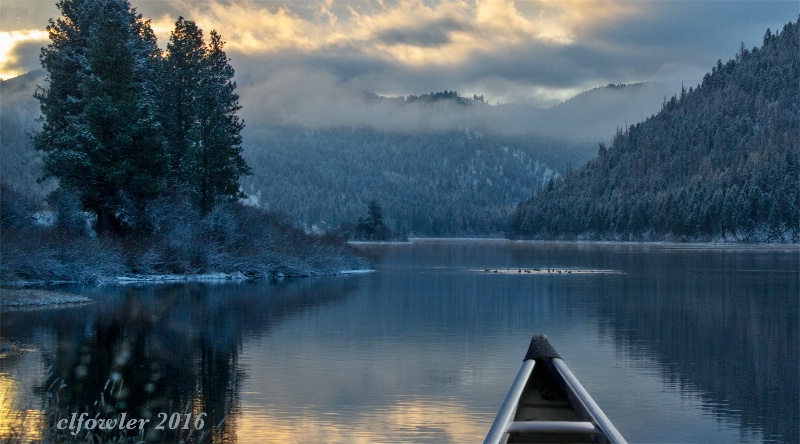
[511,20,799,243]
[218,80,673,236]
[3,65,668,237]
[242,125,584,236]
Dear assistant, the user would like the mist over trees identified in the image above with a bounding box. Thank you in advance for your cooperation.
[511,20,800,243]
[1,68,662,239]
[236,83,671,236]
[7,3,791,243]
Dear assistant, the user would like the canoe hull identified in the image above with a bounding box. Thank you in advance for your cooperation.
[485,334,626,444]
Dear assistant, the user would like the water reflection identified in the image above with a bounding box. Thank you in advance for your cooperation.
[0,277,360,442]
[41,288,225,443]
[592,248,799,443]
[352,241,799,443]
[0,351,47,443]
[1,242,797,443]
[237,399,489,443]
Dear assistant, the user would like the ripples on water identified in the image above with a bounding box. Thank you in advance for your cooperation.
[0,240,797,443]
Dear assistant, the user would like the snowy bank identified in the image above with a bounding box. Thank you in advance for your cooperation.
[111,272,250,284]
[109,269,374,284]
[1,289,92,309]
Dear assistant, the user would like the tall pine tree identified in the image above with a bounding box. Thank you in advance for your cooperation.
[34,0,165,232]
[159,17,205,187]
[161,20,249,213]
[192,30,249,214]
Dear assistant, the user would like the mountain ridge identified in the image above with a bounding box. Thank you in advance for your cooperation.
[511,19,799,243]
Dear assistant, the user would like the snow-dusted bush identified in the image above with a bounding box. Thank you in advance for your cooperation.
[1,183,36,231]
[1,190,368,284]
[50,187,91,234]
[1,227,125,283]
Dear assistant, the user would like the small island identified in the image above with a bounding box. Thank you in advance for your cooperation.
[0,8,368,286]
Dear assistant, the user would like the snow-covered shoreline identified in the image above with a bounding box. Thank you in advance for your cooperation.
[0,269,375,308]
[112,272,251,284]
[0,288,93,310]
[401,237,799,250]
[0,268,376,290]
[110,268,374,284]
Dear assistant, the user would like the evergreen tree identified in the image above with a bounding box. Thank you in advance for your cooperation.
[160,17,205,186]
[34,0,165,232]
[191,30,250,213]
[355,201,389,240]
[161,20,250,213]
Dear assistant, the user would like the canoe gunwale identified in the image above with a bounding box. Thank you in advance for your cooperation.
[551,358,626,443]
[484,359,537,443]
[484,334,627,444]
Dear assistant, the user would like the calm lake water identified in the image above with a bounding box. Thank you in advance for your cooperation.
[1,240,798,443]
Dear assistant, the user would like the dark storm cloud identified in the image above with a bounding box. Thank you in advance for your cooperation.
[1,0,795,146]
[445,1,799,95]
[587,1,799,80]
[375,17,472,48]
[218,0,796,136]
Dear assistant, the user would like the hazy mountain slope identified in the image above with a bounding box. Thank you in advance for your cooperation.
[511,20,799,242]
[1,72,669,236]
[542,83,665,138]
[242,126,572,236]
[0,69,49,200]
[238,84,672,236]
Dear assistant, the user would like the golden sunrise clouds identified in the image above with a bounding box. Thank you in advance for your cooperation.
[0,29,47,79]
[153,0,321,53]
[0,0,796,106]
[146,0,639,65]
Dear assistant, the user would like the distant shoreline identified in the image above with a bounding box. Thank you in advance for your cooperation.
[388,237,800,249]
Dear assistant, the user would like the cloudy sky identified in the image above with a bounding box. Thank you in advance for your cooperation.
[0,0,797,107]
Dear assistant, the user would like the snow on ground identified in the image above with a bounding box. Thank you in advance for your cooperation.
[1,289,92,309]
[112,272,249,284]
[1,268,375,290]
[31,211,56,227]
[111,269,374,284]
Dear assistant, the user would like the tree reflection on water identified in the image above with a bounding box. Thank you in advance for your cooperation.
[1,277,358,442]
[590,248,799,444]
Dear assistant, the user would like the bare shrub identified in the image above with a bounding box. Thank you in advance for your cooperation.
[0,183,36,231]
[2,190,368,284]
